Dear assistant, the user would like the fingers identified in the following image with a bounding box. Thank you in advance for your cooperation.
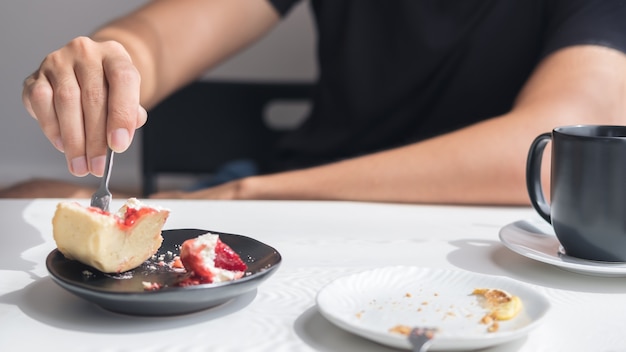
[22,73,65,152]
[75,53,108,176]
[102,41,142,153]
[47,56,89,176]
[22,37,145,177]
[137,105,148,129]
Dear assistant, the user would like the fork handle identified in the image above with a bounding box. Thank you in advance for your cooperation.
[102,148,114,188]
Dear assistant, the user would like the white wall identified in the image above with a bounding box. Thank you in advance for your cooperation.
[0,0,315,192]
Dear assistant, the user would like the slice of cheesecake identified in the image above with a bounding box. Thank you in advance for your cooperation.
[52,198,169,273]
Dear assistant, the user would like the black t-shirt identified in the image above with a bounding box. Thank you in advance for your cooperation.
[267,0,626,172]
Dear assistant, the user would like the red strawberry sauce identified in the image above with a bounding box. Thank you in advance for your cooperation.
[87,206,156,229]
[122,207,156,227]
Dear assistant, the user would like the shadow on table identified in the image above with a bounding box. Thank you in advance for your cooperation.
[294,305,529,352]
[294,306,402,352]
[0,200,46,276]
[0,276,256,333]
[446,238,626,294]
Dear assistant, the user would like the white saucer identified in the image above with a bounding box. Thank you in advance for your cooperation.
[499,219,626,277]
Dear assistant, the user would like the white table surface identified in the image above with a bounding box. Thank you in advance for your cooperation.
[1,198,625,352]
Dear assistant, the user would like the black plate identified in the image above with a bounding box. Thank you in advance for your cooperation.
[46,228,281,316]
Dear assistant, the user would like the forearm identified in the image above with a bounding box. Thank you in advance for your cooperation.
[91,0,280,109]
[240,117,536,205]
[91,12,161,109]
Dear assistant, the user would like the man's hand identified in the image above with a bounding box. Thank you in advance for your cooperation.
[22,36,147,177]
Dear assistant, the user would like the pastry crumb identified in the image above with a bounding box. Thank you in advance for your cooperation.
[472,288,523,333]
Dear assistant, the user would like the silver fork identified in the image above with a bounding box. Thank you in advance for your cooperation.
[408,327,437,352]
[90,148,114,212]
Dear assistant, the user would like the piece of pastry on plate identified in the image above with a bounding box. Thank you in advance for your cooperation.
[52,197,169,273]
[179,233,247,284]
[472,288,523,320]
[472,288,523,332]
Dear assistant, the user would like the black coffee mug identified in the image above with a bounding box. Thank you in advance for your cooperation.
[527,125,626,262]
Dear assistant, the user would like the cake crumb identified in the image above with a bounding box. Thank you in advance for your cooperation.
[388,324,411,336]
[142,281,162,290]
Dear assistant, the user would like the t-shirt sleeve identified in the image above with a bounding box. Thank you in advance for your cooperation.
[266,0,302,17]
[542,0,626,57]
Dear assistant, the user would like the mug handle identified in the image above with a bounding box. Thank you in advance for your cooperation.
[526,132,552,223]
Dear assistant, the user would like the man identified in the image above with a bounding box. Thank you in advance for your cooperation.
[20,0,626,204]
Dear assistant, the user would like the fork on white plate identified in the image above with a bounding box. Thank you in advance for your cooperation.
[408,327,437,352]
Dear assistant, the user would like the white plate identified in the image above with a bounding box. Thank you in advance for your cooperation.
[499,219,626,277]
[316,266,550,351]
